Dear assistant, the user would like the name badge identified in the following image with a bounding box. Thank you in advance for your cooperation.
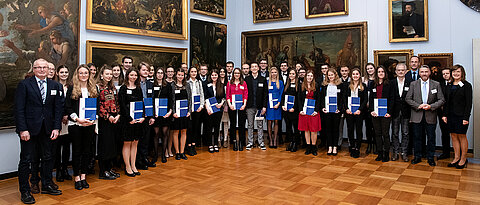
[127,90,132,95]
[372,88,377,92]
[258,83,264,87]
[207,83,213,87]
[290,84,295,88]
[240,86,245,90]
[154,87,160,91]
[175,89,181,94]
[337,89,341,93]
[458,81,464,87]
[266,77,269,81]
[148,89,153,94]
[431,89,437,94]
[51,90,57,95]
[269,86,274,90]
[305,91,308,94]
[404,87,409,91]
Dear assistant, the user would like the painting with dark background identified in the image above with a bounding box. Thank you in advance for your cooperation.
[390,0,428,42]
[191,0,225,18]
[0,0,79,128]
[253,0,291,23]
[243,22,367,78]
[190,19,226,70]
[306,0,347,17]
[460,0,480,12]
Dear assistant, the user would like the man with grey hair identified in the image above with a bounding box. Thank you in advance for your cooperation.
[390,63,411,162]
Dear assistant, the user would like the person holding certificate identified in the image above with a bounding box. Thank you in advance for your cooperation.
[204,69,225,153]
[226,68,248,151]
[265,67,284,148]
[282,68,300,152]
[320,68,345,156]
[65,64,98,189]
[369,66,393,162]
[343,68,367,158]
[152,67,173,163]
[297,70,321,156]
[55,65,72,182]
[186,67,205,156]
[118,68,144,177]
[171,69,192,160]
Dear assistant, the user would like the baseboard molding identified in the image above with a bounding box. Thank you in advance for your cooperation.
[0,171,17,180]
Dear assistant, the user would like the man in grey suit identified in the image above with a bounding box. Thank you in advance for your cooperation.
[405,65,445,166]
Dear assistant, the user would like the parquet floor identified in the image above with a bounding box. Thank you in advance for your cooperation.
[1,145,480,205]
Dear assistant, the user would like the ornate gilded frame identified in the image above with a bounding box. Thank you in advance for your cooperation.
[252,0,292,23]
[374,49,414,68]
[418,53,453,68]
[305,0,348,18]
[389,0,428,43]
[190,0,226,19]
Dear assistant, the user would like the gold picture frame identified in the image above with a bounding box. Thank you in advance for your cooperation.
[305,0,348,18]
[389,0,428,43]
[86,41,187,69]
[418,53,453,69]
[190,0,226,19]
[86,0,188,40]
[374,49,414,69]
[252,0,292,23]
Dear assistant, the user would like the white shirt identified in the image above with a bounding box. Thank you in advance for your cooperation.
[189,79,199,95]
[350,87,359,97]
[397,77,405,97]
[327,84,337,97]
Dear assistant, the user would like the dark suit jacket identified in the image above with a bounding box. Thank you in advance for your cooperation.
[65,85,96,122]
[204,82,226,106]
[320,84,346,113]
[368,82,394,116]
[343,83,368,114]
[281,82,299,112]
[15,77,64,135]
[402,12,424,37]
[297,84,322,113]
[405,70,419,84]
[405,79,445,124]
[245,75,268,109]
[443,81,473,121]
[390,78,411,118]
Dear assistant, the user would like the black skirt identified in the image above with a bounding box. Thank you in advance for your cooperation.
[170,116,191,130]
[448,114,469,134]
[154,116,171,127]
[97,118,117,160]
[122,120,144,141]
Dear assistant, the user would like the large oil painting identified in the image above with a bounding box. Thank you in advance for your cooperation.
[253,0,291,23]
[389,0,428,42]
[190,19,226,70]
[191,0,226,19]
[87,41,187,71]
[242,22,367,78]
[0,0,79,129]
[87,0,188,40]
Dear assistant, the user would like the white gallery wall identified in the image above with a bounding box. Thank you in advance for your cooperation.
[0,0,478,174]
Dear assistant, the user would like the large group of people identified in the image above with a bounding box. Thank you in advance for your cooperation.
[15,56,472,204]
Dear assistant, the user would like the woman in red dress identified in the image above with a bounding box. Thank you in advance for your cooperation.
[297,70,321,156]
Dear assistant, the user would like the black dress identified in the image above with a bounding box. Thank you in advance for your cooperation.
[153,82,173,127]
[171,83,192,130]
[118,85,144,141]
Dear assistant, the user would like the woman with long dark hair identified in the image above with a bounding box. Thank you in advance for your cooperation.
[186,67,204,156]
[344,68,367,158]
[171,69,192,160]
[219,67,230,147]
[363,63,376,154]
[204,69,225,153]
[298,70,321,156]
[226,68,248,151]
[282,68,300,152]
[55,65,72,182]
[152,67,173,163]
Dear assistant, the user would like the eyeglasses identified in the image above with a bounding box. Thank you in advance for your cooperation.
[34,66,48,70]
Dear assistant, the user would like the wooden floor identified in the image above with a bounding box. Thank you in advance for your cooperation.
[1,145,480,205]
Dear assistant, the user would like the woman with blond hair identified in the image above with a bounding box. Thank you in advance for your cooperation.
[266,67,284,148]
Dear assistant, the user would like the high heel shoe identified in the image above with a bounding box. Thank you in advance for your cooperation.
[133,171,141,176]
[327,146,333,155]
[456,159,468,169]
[214,145,219,152]
[74,181,83,190]
[81,180,89,188]
[447,159,459,167]
[124,170,136,177]
[332,146,338,156]
[208,146,214,153]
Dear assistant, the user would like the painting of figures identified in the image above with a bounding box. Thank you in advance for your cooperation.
[189,19,226,70]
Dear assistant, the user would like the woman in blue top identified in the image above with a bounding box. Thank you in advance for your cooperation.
[266,67,284,148]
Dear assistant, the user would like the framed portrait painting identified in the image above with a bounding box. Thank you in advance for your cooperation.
[0,0,80,129]
[389,0,428,42]
[242,22,367,78]
[190,19,227,70]
[419,53,453,79]
[305,0,348,18]
[86,0,188,40]
[190,0,226,19]
[374,49,414,77]
[253,0,291,23]
[86,41,187,72]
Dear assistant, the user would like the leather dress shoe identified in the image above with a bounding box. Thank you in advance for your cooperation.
[427,158,436,166]
[41,185,62,195]
[109,170,120,178]
[21,192,35,204]
[175,154,181,160]
[411,157,422,165]
[146,161,156,167]
[50,181,59,190]
[30,183,40,194]
[181,153,188,160]
[99,171,116,180]
[438,153,450,160]
[136,163,148,170]
[74,181,83,190]
[81,180,89,189]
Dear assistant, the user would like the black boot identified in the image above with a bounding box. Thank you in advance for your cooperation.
[382,151,390,162]
[186,146,194,156]
[192,145,197,155]
[305,144,311,155]
[375,151,383,161]
[56,168,64,182]
[238,141,243,151]
[312,145,318,156]
[233,140,238,151]
[373,144,378,155]
[291,142,297,152]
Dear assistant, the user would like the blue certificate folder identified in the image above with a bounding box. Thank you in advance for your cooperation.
[176,99,189,117]
[144,98,153,117]
[193,95,201,111]
[302,99,316,116]
[130,101,144,120]
[325,96,337,113]
[374,98,388,117]
[269,92,279,109]
[79,98,97,120]
[284,95,295,110]
[206,97,220,113]
[232,94,243,110]
[155,98,168,117]
[348,97,361,113]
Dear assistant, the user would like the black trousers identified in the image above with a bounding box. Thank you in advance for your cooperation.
[319,113,327,146]
[55,134,71,170]
[187,112,202,145]
[364,114,375,145]
[323,113,341,146]
[70,125,95,176]
[18,124,54,193]
[438,114,450,154]
[137,119,152,163]
[284,111,300,143]
[346,114,364,150]
[199,109,208,146]
[205,112,223,146]
[372,117,391,153]
[228,109,247,144]
[98,118,117,173]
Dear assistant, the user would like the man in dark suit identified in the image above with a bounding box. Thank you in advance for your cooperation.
[259,59,269,79]
[438,68,452,159]
[405,56,420,83]
[338,65,350,149]
[137,62,156,169]
[390,63,411,162]
[15,59,64,204]
[198,64,210,146]
[401,2,424,38]
[405,65,445,167]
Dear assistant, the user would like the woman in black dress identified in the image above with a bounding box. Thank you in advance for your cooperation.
[204,69,225,153]
[152,67,173,163]
[442,65,473,169]
[363,63,376,154]
[55,65,72,182]
[282,68,300,152]
[118,68,144,177]
[171,69,192,160]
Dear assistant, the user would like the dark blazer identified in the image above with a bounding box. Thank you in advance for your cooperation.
[15,77,64,135]
[118,85,144,123]
[245,75,268,109]
[368,82,394,116]
[204,82,226,105]
[405,79,445,124]
[153,82,173,112]
[443,81,473,121]
[143,80,155,98]
[405,70,419,84]
[65,85,96,121]
[389,78,411,118]
[298,84,322,113]
[320,84,346,113]
[281,82,299,112]
[343,83,368,113]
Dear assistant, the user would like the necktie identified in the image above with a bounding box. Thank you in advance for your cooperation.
[413,71,417,81]
[422,81,428,104]
[39,80,46,104]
